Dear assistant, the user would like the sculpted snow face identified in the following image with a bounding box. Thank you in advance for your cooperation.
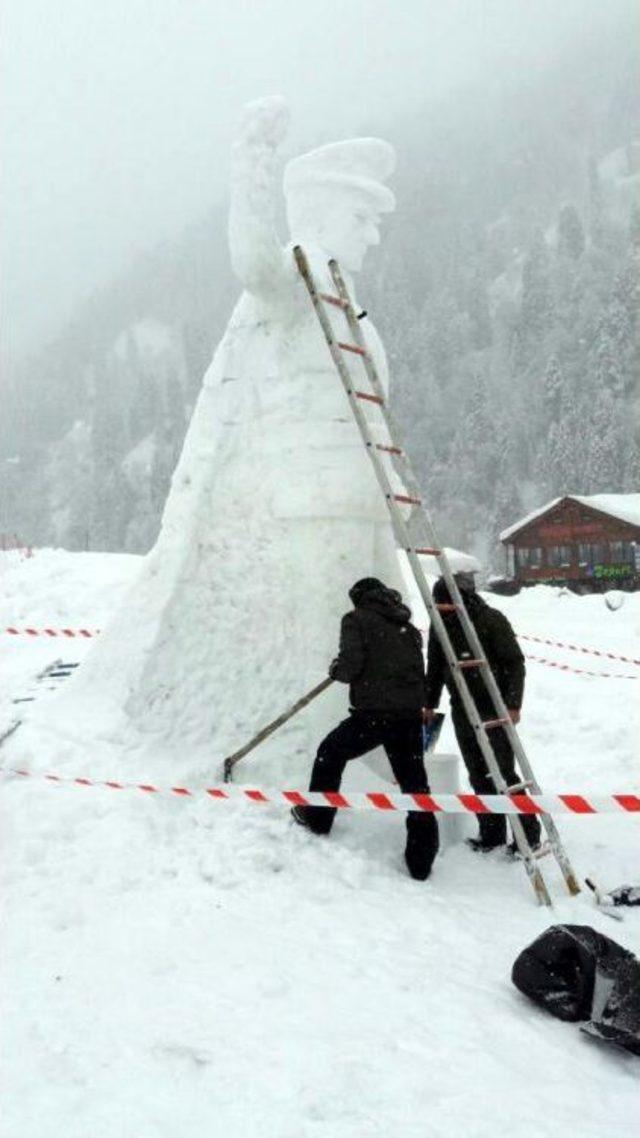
[62,97,405,777]
[283,132,394,272]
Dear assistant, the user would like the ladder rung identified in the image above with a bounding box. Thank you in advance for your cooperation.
[375,444,403,455]
[354,390,384,405]
[506,779,533,792]
[320,293,348,309]
[456,658,487,669]
[393,494,421,505]
[508,840,552,862]
[483,717,511,730]
[415,547,442,556]
[338,341,367,356]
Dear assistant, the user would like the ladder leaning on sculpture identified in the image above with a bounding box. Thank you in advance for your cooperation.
[293,244,580,907]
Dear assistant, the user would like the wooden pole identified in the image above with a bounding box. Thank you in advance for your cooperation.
[222,677,333,782]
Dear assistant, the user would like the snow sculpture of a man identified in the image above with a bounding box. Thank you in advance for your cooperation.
[63,97,405,780]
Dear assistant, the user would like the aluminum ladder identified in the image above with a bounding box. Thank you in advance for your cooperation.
[293,245,580,906]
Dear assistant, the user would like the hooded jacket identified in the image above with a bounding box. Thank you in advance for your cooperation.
[330,579,426,713]
[424,583,525,715]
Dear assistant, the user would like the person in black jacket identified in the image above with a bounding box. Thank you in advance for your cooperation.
[292,578,439,881]
[423,575,541,853]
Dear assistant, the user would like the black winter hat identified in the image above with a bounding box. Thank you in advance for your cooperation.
[432,578,452,604]
[432,574,477,605]
[349,577,385,606]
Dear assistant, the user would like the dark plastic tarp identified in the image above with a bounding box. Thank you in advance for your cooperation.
[512,924,640,1056]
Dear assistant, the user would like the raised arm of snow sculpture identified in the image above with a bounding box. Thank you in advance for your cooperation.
[228,96,292,294]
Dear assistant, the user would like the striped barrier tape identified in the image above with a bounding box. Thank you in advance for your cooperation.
[2,768,640,813]
[3,627,99,638]
[413,624,638,671]
[519,634,640,668]
[2,627,637,679]
[2,623,637,665]
[524,654,639,680]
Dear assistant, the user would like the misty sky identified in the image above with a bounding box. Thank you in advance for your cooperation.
[2,0,635,364]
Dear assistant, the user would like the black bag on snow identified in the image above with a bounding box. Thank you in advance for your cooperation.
[511,924,640,1056]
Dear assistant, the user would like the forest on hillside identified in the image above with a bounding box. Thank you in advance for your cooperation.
[2,34,638,572]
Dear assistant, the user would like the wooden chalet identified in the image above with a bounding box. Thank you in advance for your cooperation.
[499,494,640,593]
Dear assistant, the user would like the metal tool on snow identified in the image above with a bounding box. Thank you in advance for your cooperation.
[293,245,580,906]
[222,677,333,782]
[584,877,624,921]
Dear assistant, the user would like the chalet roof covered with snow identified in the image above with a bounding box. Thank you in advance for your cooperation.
[499,494,640,542]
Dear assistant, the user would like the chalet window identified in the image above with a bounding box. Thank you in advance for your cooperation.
[515,547,542,570]
[579,543,607,566]
[547,545,572,568]
[610,541,632,564]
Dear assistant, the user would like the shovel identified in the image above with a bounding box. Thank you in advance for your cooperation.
[222,677,333,782]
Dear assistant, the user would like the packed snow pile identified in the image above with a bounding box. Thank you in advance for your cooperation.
[1,548,639,1138]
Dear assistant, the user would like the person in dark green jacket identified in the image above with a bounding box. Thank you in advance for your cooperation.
[423,575,541,853]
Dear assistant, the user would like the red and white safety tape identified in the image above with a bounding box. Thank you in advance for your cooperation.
[2,626,638,679]
[519,634,640,668]
[414,625,638,671]
[2,767,639,814]
[524,654,639,680]
[3,627,99,638]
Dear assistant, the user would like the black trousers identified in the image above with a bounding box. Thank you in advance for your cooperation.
[451,706,541,846]
[299,711,439,870]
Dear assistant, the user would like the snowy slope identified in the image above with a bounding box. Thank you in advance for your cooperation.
[1,550,639,1138]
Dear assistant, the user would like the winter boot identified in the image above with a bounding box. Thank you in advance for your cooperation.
[466,835,506,853]
[466,812,507,853]
[404,841,433,880]
[506,815,542,857]
[404,813,439,880]
[291,805,313,830]
[506,838,545,859]
[290,805,329,834]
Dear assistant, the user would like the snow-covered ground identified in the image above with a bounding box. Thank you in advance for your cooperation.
[1,549,639,1138]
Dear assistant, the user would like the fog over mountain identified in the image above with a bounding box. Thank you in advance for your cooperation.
[4,0,627,360]
[1,4,638,572]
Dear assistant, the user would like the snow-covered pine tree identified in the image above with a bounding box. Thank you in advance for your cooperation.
[514,229,552,366]
[467,273,493,351]
[543,354,564,426]
[544,383,584,496]
[490,416,523,570]
[557,205,586,261]
[585,389,621,492]
[587,155,604,248]
[90,410,133,550]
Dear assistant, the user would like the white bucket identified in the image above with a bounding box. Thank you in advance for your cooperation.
[425,752,464,849]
